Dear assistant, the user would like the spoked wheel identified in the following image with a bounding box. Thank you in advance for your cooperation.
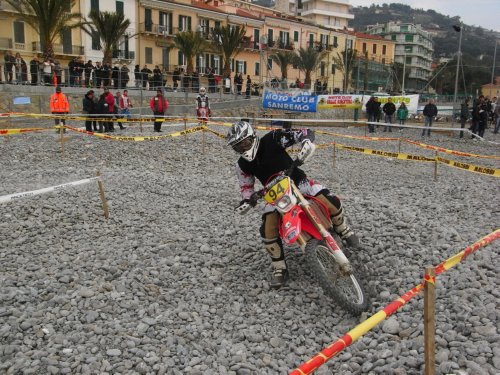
[305,239,369,316]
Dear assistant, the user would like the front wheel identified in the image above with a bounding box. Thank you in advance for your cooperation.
[305,239,369,316]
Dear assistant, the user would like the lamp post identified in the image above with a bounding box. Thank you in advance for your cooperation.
[452,23,463,125]
[402,52,406,95]
[491,39,498,96]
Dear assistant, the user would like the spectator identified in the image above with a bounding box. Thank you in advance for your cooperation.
[382,97,396,132]
[152,65,162,89]
[53,60,62,85]
[173,67,180,92]
[84,60,94,88]
[134,64,141,88]
[476,97,488,138]
[421,99,438,137]
[207,68,215,93]
[374,97,382,123]
[95,61,103,88]
[322,81,328,94]
[236,73,243,95]
[494,97,500,134]
[396,102,408,130]
[96,92,110,133]
[191,70,200,92]
[245,75,252,99]
[140,65,152,89]
[120,64,129,89]
[182,69,191,93]
[104,87,116,132]
[82,90,97,132]
[20,56,28,84]
[4,51,15,83]
[50,86,69,133]
[102,63,111,87]
[29,55,40,85]
[68,56,79,86]
[14,52,24,84]
[459,98,469,138]
[365,96,376,133]
[314,79,322,95]
[120,89,133,120]
[114,91,125,129]
[470,95,483,136]
[112,65,120,89]
[42,58,54,85]
[150,89,169,132]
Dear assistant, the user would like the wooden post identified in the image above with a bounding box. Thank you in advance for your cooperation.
[202,122,206,154]
[424,266,436,375]
[433,151,438,181]
[96,170,109,219]
[60,125,64,156]
[398,138,402,153]
[183,117,187,141]
[332,143,336,169]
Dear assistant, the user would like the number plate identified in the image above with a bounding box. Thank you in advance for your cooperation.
[264,177,290,204]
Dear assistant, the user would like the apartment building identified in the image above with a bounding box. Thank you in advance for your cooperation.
[286,0,353,30]
[366,21,433,91]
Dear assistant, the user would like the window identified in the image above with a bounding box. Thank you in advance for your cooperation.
[293,31,299,42]
[382,58,386,64]
[253,29,260,49]
[400,25,408,32]
[320,61,325,76]
[405,45,413,53]
[91,0,99,11]
[215,21,221,29]
[255,62,260,76]
[92,33,100,50]
[267,58,273,70]
[116,1,124,15]
[146,47,153,64]
[309,33,314,47]
[145,9,152,32]
[159,12,173,35]
[405,34,413,42]
[279,31,289,47]
[13,21,25,44]
[268,29,274,44]
[236,60,246,74]
[61,27,72,54]
[199,18,209,37]
[391,34,396,41]
[178,51,186,66]
[179,15,192,32]
[333,36,338,48]
[372,44,376,54]
[320,34,328,49]
[197,54,206,73]
[331,64,336,75]
[405,56,411,64]
[362,42,366,53]
[382,45,386,55]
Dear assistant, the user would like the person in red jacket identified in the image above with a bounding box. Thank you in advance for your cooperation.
[150,89,169,132]
[104,87,116,132]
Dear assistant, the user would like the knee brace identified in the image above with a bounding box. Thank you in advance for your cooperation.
[263,238,284,261]
[316,189,341,210]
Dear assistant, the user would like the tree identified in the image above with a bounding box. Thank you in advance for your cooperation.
[270,50,296,81]
[4,0,81,59]
[210,25,247,78]
[332,49,357,92]
[174,31,208,75]
[294,47,327,87]
[81,10,131,65]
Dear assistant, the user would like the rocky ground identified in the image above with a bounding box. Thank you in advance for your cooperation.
[0,118,498,375]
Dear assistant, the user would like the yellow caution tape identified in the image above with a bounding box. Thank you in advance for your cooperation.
[437,156,500,177]
[64,125,205,141]
[334,143,435,162]
[0,128,48,135]
[203,126,227,139]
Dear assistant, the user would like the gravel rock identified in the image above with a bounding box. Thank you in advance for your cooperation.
[0,122,497,374]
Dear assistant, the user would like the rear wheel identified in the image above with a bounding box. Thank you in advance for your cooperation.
[305,238,369,316]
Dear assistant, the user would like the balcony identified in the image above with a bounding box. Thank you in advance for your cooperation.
[32,42,84,56]
[241,37,259,50]
[268,38,294,51]
[112,50,135,61]
[139,22,177,37]
[0,37,13,50]
[306,41,331,52]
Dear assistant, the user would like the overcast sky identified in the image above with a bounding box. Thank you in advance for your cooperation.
[349,0,500,32]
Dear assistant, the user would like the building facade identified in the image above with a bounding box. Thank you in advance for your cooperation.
[365,22,433,92]
[286,0,353,30]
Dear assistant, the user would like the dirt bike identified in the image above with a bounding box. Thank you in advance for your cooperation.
[241,159,370,316]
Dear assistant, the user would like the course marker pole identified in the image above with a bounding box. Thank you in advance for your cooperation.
[333,143,336,169]
[433,151,438,181]
[96,170,109,219]
[424,266,436,375]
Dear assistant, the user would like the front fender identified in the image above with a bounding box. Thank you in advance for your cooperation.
[280,206,322,244]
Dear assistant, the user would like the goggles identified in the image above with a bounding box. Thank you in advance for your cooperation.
[232,137,254,153]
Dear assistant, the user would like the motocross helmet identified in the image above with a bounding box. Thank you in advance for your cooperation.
[199,87,206,96]
[226,121,260,161]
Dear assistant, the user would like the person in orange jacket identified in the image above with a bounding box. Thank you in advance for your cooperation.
[50,86,70,133]
[150,89,169,132]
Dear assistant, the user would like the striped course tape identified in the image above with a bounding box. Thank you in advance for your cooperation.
[290,229,500,375]
[0,177,100,204]
[437,156,500,177]
[63,125,205,141]
[0,128,48,135]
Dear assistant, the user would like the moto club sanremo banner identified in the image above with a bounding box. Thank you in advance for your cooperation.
[262,89,419,114]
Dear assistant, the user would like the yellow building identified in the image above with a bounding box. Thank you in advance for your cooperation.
[136,0,352,91]
[0,1,84,83]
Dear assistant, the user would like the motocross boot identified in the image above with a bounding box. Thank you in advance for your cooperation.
[264,238,289,289]
[331,206,360,249]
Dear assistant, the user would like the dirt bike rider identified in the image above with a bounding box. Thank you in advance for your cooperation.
[196,86,210,122]
[227,120,359,289]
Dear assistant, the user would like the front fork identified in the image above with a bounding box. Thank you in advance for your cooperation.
[292,186,353,275]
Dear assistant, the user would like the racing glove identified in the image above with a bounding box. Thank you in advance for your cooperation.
[297,139,316,164]
[235,199,253,215]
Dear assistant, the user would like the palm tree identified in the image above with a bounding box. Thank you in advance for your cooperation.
[210,25,247,78]
[295,47,327,87]
[81,10,131,64]
[332,49,357,92]
[270,50,296,81]
[174,31,208,75]
[4,0,81,59]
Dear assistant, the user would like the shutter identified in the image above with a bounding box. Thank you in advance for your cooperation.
[91,0,99,11]
[188,17,192,32]
[179,15,182,31]
[168,14,173,34]
[243,61,247,74]
[178,50,183,65]
[231,59,234,72]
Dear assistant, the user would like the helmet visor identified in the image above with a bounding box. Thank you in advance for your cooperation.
[232,137,254,153]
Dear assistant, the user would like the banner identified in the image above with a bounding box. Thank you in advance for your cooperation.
[316,94,419,113]
[262,89,317,113]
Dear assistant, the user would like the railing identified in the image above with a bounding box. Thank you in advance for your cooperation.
[139,22,179,36]
[112,50,135,60]
[32,42,84,56]
[269,38,294,50]
[241,38,259,50]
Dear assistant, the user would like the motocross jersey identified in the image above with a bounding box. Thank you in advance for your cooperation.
[196,95,209,109]
[236,129,315,200]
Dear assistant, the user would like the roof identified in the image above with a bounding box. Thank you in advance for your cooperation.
[353,32,392,41]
